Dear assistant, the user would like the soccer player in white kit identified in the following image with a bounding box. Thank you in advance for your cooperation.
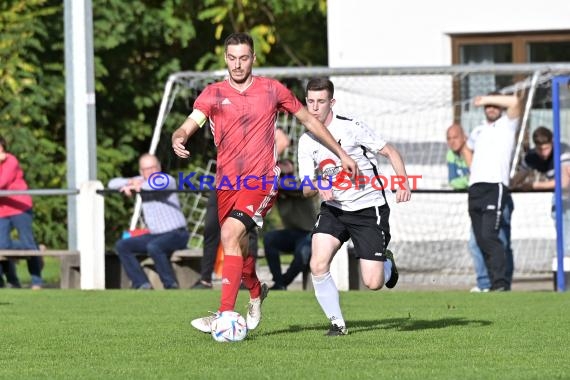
[297,78,412,336]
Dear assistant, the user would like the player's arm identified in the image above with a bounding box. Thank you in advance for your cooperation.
[509,167,533,190]
[378,143,411,203]
[172,110,205,158]
[474,93,522,119]
[461,141,474,168]
[563,164,570,191]
[275,127,291,156]
[533,163,569,197]
[294,107,359,178]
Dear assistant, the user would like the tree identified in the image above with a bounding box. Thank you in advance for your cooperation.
[0,0,67,247]
[196,0,327,69]
[0,0,328,249]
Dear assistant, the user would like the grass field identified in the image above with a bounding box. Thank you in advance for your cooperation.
[1,289,569,379]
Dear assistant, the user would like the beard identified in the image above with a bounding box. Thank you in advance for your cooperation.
[229,70,250,84]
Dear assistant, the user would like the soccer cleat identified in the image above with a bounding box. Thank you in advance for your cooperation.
[246,283,269,330]
[325,324,348,336]
[384,249,399,289]
[190,312,219,333]
[470,286,490,293]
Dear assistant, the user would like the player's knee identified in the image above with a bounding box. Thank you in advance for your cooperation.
[310,260,329,276]
[363,278,383,291]
[220,223,243,247]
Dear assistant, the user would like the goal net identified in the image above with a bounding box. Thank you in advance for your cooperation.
[152,64,570,288]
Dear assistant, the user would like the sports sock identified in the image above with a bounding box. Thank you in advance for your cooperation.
[312,272,345,327]
[383,259,392,286]
[241,254,261,299]
[219,255,244,312]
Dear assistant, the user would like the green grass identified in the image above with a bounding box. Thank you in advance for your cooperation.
[1,290,569,379]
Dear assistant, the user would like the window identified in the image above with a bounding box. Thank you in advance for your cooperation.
[451,31,570,105]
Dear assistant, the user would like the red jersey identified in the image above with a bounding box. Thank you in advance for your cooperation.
[0,153,33,217]
[193,76,302,186]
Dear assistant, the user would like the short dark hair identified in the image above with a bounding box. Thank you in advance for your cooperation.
[532,126,553,145]
[224,33,254,54]
[306,78,334,99]
[0,135,6,151]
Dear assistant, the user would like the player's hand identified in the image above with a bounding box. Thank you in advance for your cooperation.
[473,96,484,107]
[172,127,190,158]
[172,130,190,158]
[317,178,334,201]
[340,155,360,178]
[395,186,411,203]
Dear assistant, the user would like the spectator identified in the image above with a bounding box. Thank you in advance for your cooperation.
[511,126,570,253]
[0,135,43,289]
[446,123,513,292]
[0,260,21,288]
[462,91,522,291]
[264,158,317,290]
[109,153,189,289]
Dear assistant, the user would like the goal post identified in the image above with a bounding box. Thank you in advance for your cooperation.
[552,75,570,292]
[150,64,570,290]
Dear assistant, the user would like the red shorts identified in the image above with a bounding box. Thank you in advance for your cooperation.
[217,180,277,229]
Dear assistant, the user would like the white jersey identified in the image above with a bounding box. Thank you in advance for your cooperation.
[467,115,519,186]
[297,114,388,211]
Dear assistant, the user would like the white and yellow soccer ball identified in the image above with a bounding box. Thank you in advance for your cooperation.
[211,311,248,342]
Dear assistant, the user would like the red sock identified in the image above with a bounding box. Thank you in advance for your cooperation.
[241,254,261,299]
[219,255,243,312]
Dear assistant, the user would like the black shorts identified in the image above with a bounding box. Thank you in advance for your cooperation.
[313,203,391,261]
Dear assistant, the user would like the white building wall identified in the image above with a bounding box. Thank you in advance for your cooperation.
[328,0,570,67]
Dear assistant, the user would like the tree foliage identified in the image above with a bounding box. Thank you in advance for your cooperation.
[0,0,67,247]
[0,0,327,248]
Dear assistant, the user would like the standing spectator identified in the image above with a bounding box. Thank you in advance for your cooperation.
[511,126,570,253]
[462,91,522,291]
[172,33,357,334]
[110,153,189,290]
[298,78,410,336]
[0,261,20,288]
[264,158,317,290]
[0,135,43,289]
[446,123,513,292]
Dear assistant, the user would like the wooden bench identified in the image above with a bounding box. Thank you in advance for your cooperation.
[2,248,315,290]
[140,248,314,290]
[0,250,81,289]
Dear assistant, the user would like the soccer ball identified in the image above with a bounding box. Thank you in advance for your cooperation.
[211,311,248,342]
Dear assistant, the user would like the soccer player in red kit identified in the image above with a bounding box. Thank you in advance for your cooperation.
[172,32,358,334]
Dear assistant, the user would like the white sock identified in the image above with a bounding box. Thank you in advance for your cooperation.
[383,259,392,285]
[312,272,345,327]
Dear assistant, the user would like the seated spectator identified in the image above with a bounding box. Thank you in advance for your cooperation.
[264,158,317,290]
[511,126,570,253]
[109,153,189,289]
